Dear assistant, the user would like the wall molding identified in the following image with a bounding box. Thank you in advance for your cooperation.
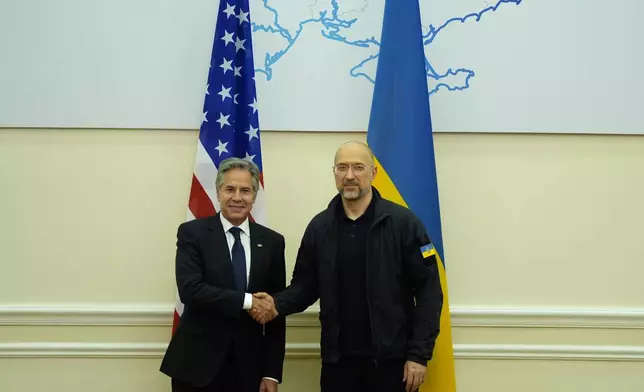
[3,306,642,362]
[0,343,165,359]
[0,305,172,326]
[454,344,644,362]
[1,304,644,329]
[449,306,644,329]
[0,342,320,359]
[1,342,642,362]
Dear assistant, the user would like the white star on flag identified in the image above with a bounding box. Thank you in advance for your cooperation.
[244,151,256,162]
[249,97,259,114]
[223,3,236,19]
[234,66,242,78]
[218,85,232,101]
[221,30,234,46]
[245,125,259,140]
[216,113,230,128]
[215,140,229,156]
[235,37,246,52]
[202,111,208,123]
[220,58,233,74]
[236,10,249,25]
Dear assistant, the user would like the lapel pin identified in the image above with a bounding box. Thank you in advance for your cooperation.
[257,243,263,247]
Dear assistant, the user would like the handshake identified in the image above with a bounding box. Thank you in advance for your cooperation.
[248,292,278,324]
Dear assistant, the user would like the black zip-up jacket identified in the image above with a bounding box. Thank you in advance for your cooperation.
[274,188,443,365]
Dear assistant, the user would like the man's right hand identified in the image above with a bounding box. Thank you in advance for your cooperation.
[249,292,278,324]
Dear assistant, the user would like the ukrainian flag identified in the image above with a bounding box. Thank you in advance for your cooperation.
[420,243,437,259]
[367,0,457,391]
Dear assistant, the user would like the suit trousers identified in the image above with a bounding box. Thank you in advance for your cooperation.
[320,357,408,392]
[171,346,259,392]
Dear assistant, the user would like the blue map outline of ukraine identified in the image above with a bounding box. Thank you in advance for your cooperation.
[249,0,523,97]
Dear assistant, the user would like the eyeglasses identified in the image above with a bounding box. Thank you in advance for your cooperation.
[333,164,368,176]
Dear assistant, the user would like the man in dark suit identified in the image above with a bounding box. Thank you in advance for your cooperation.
[160,157,286,392]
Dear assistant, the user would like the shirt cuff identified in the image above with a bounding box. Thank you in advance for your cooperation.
[263,377,279,383]
[243,293,253,310]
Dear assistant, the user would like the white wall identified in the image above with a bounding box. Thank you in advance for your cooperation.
[1,129,643,392]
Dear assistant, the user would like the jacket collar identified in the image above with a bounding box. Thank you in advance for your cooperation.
[325,186,388,228]
[207,212,256,237]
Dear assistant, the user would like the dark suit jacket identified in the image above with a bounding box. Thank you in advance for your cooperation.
[160,214,286,387]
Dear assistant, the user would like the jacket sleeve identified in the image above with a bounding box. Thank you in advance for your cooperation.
[403,217,444,365]
[175,222,245,319]
[262,235,287,382]
[274,224,320,316]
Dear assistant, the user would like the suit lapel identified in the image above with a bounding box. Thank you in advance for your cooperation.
[206,214,235,286]
[248,222,265,291]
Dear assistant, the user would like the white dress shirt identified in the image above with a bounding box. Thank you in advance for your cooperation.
[220,214,253,310]
[220,214,278,384]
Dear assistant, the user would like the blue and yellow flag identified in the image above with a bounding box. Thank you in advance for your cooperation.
[366,0,457,391]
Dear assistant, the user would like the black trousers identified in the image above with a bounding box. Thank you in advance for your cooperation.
[171,375,233,392]
[321,358,407,392]
[171,349,260,392]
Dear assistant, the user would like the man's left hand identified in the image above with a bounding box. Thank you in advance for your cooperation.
[403,360,426,392]
[259,378,278,392]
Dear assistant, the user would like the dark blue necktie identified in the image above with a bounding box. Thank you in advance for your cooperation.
[229,227,247,291]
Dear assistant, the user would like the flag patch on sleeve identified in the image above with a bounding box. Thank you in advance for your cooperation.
[420,243,436,258]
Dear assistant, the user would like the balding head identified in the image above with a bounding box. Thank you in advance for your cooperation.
[332,141,377,201]
[334,141,375,167]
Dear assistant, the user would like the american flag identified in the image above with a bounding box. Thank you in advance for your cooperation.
[173,0,266,331]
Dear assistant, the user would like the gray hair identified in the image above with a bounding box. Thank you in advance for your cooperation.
[215,157,261,197]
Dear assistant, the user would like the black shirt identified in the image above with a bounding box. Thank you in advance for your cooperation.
[336,196,375,358]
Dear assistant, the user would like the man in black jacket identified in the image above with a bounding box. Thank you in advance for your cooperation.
[252,141,443,392]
